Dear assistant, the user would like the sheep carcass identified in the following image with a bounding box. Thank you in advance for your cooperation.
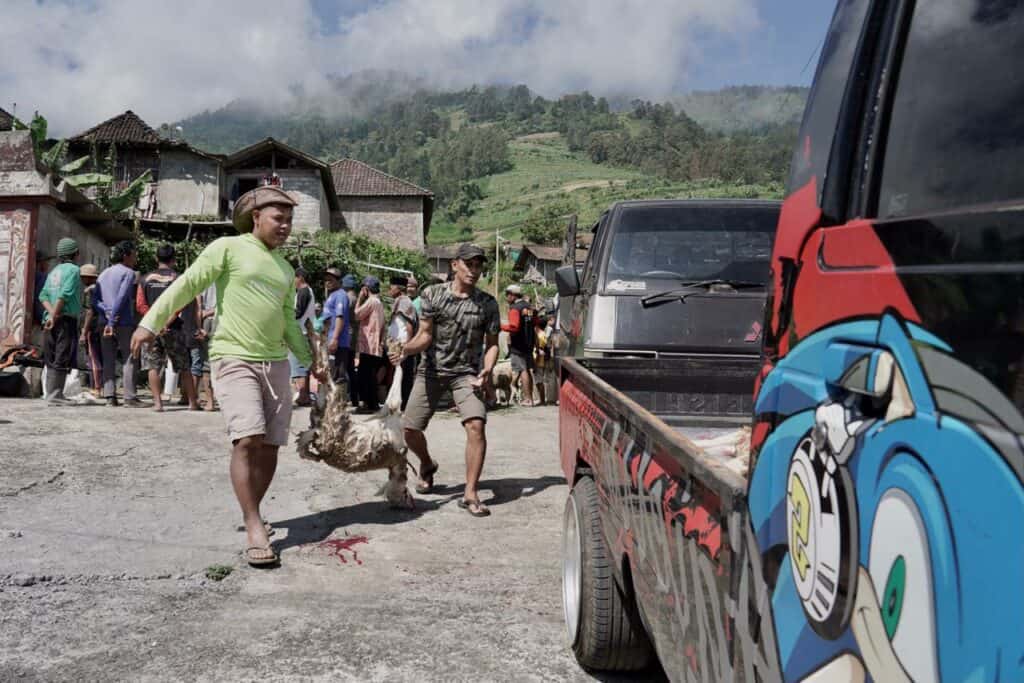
[297,332,413,509]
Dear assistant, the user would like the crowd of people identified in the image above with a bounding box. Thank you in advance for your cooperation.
[34,185,551,566]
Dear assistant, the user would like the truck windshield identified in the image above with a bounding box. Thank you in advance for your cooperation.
[605,205,777,285]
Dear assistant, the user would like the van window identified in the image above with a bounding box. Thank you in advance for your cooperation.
[876,3,1024,218]
[604,206,776,286]
[787,0,871,200]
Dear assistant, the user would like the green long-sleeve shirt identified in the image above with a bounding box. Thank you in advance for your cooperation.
[139,233,311,367]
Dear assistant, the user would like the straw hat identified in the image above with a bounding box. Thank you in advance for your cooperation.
[79,263,99,278]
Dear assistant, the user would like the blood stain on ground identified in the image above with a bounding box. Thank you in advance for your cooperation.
[317,536,369,565]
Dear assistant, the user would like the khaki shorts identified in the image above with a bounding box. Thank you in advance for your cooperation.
[212,357,292,446]
[402,372,487,432]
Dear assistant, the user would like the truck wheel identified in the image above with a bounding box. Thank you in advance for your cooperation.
[563,476,653,671]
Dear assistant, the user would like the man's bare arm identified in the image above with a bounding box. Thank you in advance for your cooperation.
[391,317,433,363]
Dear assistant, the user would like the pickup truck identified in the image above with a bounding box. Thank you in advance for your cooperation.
[559,1,1024,681]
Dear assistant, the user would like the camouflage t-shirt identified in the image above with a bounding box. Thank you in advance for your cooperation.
[420,283,500,377]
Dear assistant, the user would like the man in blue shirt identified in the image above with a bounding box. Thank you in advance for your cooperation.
[96,240,142,407]
[320,267,351,386]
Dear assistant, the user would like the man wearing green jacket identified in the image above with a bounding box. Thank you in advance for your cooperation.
[38,237,82,405]
[130,186,314,567]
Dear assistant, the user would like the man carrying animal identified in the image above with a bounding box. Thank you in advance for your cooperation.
[390,243,500,517]
[501,284,541,406]
[130,186,315,567]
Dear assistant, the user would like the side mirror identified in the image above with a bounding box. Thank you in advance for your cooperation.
[554,265,581,297]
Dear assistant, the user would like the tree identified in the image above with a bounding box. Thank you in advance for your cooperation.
[522,199,577,245]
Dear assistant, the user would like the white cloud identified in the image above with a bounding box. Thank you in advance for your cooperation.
[0,0,761,136]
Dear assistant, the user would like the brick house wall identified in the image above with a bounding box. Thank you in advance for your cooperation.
[337,196,425,252]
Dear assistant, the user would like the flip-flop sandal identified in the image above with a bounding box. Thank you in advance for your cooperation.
[244,545,279,567]
[415,460,439,495]
[458,498,491,517]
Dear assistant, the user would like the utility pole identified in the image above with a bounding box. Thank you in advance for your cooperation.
[494,227,501,299]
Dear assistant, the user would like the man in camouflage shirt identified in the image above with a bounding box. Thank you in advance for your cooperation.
[390,243,500,516]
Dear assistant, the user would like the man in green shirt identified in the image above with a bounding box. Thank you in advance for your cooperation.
[38,237,82,405]
[130,186,315,567]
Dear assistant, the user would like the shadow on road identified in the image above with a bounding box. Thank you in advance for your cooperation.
[269,497,447,553]
[431,474,566,507]
[269,475,565,553]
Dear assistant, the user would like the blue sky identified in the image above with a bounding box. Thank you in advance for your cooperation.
[3,1,838,135]
[687,2,837,90]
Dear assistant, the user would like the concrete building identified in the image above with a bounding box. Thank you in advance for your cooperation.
[68,110,224,224]
[0,130,129,351]
[224,138,338,233]
[61,111,434,248]
[331,159,434,252]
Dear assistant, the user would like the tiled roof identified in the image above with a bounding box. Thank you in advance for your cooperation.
[0,107,15,132]
[70,110,163,145]
[331,158,432,197]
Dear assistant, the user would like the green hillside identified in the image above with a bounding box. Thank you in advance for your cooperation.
[173,80,796,250]
[428,132,784,245]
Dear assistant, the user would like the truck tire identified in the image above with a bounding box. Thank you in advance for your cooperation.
[563,476,653,671]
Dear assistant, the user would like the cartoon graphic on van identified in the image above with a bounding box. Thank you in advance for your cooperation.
[748,313,1024,681]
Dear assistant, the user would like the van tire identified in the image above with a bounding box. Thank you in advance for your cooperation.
[564,476,653,671]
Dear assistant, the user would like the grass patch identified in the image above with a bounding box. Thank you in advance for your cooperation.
[205,564,234,581]
[428,133,784,247]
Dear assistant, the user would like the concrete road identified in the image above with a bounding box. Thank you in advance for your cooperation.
[0,399,630,682]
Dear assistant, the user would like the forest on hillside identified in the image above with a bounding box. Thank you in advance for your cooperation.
[178,84,802,221]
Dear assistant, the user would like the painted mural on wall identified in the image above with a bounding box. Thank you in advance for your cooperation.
[0,208,31,347]
[749,313,1024,681]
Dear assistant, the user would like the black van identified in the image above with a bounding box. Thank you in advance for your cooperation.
[555,199,780,359]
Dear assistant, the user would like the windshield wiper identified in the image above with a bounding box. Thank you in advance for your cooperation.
[639,279,764,308]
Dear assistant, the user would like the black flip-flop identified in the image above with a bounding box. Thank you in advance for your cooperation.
[416,460,439,494]
[458,498,491,517]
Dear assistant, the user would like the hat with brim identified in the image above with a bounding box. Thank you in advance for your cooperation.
[79,263,99,278]
[233,186,298,232]
[325,267,343,280]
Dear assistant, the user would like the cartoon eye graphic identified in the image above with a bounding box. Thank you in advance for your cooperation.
[868,488,938,682]
[880,555,906,639]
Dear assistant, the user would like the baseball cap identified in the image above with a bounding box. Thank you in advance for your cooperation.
[363,275,381,292]
[341,274,357,289]
[505,284,523,295]
[232,186,298,232]
[455,243,487,262]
